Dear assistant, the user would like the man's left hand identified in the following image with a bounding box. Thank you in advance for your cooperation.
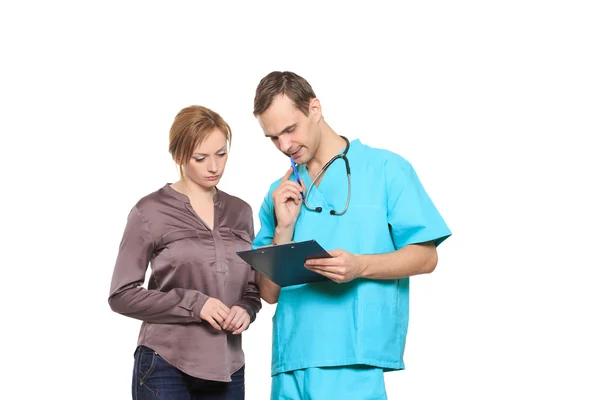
[305,249,364,283]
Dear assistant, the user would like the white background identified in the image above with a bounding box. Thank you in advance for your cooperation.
[1,1,599,399]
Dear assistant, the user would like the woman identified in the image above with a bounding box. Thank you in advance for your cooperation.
[108,105,261,399]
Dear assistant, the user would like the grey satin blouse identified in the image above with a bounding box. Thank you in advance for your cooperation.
[108,184,261,382]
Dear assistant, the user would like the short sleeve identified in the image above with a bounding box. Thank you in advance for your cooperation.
[252,192,276,249]
[385,154,451,249]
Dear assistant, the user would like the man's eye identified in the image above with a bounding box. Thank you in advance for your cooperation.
[270,137,278,141]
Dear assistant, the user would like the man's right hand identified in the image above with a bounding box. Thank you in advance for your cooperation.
[272,167,304,234]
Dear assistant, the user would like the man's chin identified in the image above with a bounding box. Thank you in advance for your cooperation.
[290,152,308,165]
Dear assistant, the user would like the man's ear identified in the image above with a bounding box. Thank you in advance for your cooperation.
[308,98,322,122]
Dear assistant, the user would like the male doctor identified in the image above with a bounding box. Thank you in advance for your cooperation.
[252,71,452,400]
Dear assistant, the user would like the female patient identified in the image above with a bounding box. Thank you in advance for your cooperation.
[109,105,261,399]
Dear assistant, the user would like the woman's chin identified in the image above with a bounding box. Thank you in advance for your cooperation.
[202,179,221,188]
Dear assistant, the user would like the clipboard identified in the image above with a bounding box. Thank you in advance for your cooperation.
[236,240,332,287]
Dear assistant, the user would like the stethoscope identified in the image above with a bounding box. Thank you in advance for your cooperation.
[303,136,351,215]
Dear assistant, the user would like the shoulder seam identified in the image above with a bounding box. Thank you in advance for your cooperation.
[132,206,157,248]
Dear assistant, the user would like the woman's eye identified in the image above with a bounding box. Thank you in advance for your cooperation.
[194,157,205,162]
[218,152,227,157]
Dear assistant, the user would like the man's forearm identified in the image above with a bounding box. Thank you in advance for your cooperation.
[257,228,294,304]
[273,225,294,244]
[358,242,438,280]
[258,274,281,304]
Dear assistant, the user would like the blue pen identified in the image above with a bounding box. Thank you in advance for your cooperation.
[290,156,306,201]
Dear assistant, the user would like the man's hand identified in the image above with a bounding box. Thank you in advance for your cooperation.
[221,306,251,335]
[199,297,230,331]
[272,167,304,232]
[305,249,365,284]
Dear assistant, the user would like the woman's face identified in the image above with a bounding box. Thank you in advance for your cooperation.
[182,129,229,190]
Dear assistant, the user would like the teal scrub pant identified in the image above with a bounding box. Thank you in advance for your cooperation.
[271,365,387,400]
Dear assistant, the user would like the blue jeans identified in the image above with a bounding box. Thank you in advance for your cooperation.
[132,346,245,400]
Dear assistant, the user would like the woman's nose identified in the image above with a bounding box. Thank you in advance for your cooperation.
[207,158,218,173]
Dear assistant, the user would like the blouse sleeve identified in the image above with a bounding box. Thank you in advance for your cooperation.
[233,209,262,323]
[108,206,209,323]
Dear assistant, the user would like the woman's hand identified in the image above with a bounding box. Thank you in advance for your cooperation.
[222,306,251,335]
[200,297,230,330]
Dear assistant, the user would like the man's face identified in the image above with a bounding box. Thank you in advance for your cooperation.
[257,94,321,165]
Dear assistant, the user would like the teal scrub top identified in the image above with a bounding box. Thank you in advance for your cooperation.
[254,139,451,376]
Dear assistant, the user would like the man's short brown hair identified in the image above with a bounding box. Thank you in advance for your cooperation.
[253,71,316,116]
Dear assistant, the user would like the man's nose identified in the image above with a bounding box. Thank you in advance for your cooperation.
[279,136,293,153]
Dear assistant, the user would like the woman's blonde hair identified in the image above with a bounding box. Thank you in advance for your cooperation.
[168,105,232,178]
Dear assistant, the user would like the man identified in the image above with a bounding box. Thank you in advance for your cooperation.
[252,71,451,399]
